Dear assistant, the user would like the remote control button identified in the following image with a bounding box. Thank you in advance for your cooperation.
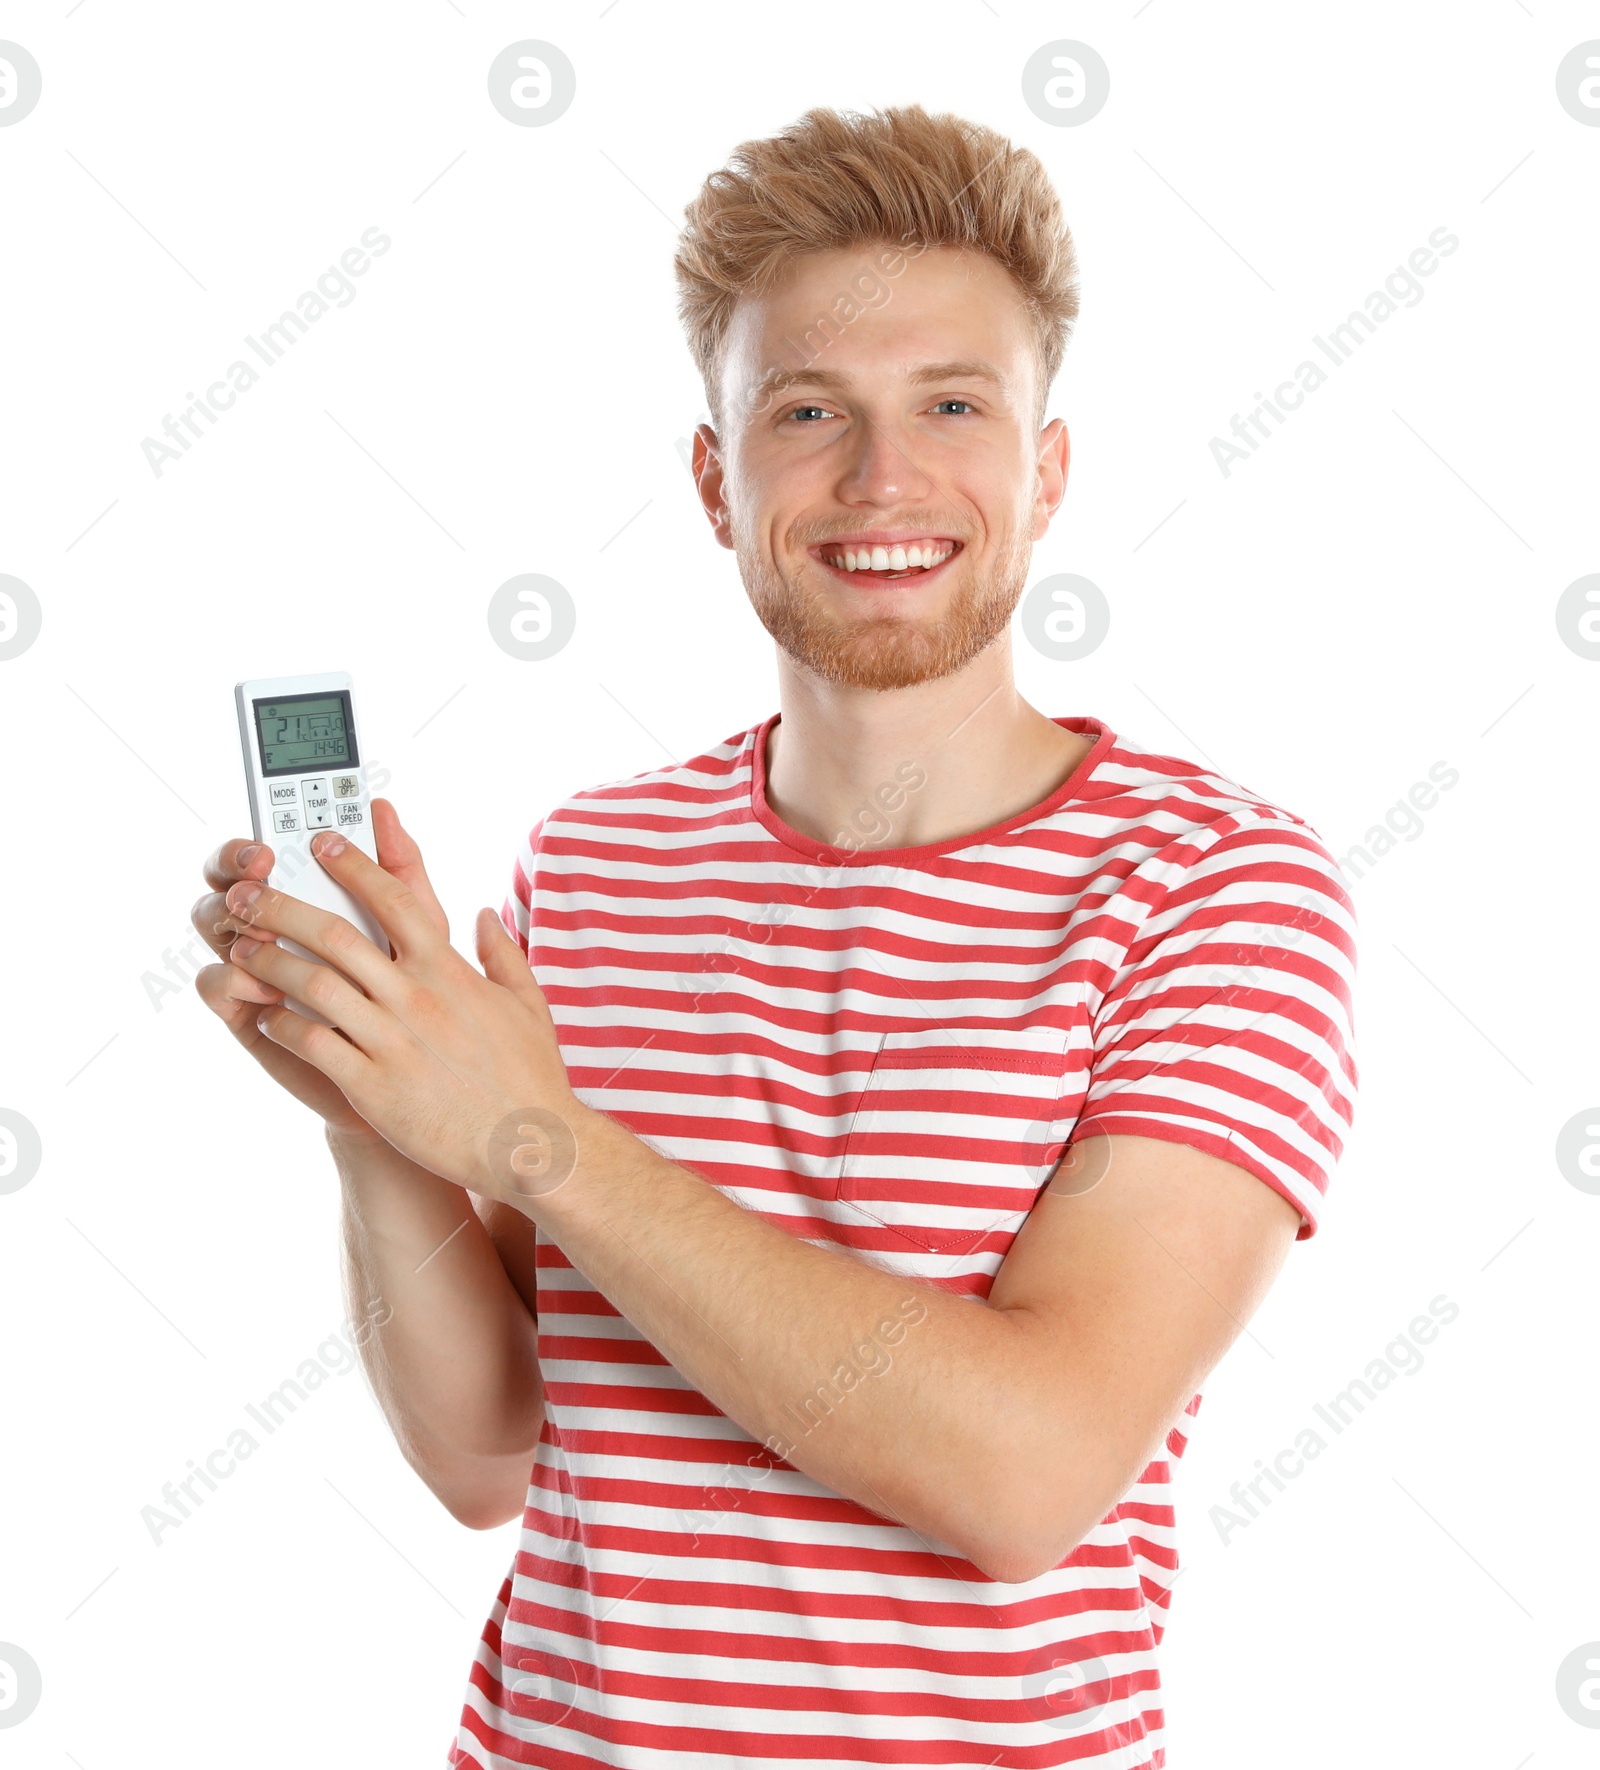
[336,802,365,827]
[300,777,333,829]
[270,783,299,806]
[332,774,360,798]
[272,808,302,833]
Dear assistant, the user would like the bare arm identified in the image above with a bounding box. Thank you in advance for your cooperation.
[221,829,1309,1582]
[507,1108,1301,1582]
[193,809,544,1528]
[331,1124,544,1529]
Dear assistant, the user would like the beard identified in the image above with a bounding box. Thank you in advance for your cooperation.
[734,517,1032,692]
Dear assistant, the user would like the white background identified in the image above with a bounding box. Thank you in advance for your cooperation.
[1,2,1596,1764]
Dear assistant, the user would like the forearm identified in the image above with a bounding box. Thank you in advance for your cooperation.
[331,1125,545,1523]
[524,1102,1059,1574]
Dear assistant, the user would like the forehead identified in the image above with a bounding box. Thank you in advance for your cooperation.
[720,244,1034,412]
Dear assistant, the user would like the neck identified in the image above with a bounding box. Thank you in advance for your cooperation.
[763,637,1092,854]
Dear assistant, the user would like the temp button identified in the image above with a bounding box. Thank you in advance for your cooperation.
[300,776,333,829]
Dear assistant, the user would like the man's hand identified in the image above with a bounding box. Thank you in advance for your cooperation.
[221,807,578,1195]
[192,800,453,1143]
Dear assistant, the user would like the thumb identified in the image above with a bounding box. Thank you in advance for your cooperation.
[475,906,546,1005]
[370,798,450,936]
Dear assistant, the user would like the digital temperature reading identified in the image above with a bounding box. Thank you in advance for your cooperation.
[254,692,357,775]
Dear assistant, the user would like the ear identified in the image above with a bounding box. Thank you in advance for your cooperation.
[1034,416,1069,538]
[693,421,735,550]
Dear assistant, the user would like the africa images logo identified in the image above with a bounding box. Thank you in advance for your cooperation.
[1209,227,1459,477]
[139,227,391,477]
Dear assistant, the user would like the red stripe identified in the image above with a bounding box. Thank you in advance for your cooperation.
[447,714,1357,1766]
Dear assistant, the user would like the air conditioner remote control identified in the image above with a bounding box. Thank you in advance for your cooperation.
[234,672,390,1027]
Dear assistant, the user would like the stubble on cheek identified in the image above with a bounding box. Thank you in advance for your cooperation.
[724,474,1037,687]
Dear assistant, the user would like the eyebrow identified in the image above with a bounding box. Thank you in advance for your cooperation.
[749,358,1011,405]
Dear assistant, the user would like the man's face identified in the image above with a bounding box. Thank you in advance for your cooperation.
[695,244,1067,693]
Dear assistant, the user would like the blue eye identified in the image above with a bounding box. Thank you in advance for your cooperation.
[783,398,975,423]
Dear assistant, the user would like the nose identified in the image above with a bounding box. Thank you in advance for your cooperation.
[834,411,937,507]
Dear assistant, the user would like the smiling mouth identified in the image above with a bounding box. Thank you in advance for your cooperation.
[807,539,964,587]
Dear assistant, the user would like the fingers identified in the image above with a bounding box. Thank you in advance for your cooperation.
[475,905,541,992]
[195,952,377,1129]
[474,908,561,1040]
[230,936,388,1048]
[193,802,445,972]
[218,873,397,1003]
[193,837,278,961]
[194,956,284,1032]
[370,799,450,936]
[203,835,276,893]
[192,890,255,960]
[305,820,449,966]
[253,992,370,1094]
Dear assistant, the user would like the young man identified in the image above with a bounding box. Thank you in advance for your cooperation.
[195,104,1357,1768]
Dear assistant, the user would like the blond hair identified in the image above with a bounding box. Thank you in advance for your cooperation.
[673,103,1079,436]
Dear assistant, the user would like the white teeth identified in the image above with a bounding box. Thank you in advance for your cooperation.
[823,541,954,573]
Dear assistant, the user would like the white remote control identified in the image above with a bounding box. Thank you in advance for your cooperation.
[234,672,390,1026]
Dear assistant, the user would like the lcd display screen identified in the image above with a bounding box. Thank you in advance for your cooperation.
[253,691,358,775]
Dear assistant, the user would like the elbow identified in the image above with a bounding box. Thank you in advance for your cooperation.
[959,1426,1125,1581]
[448,1492,525,1531]
[969,1539,1063,1586]
[416,1452,533,1531]
[981,1557,1053,1586]
[404,1410,544,1531]
[962,1494,1092,1585]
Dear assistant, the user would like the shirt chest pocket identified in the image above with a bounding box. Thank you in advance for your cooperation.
[833,1025,1075,1255]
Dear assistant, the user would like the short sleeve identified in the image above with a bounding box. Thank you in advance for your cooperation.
[1064,816,1359,1240]
[499,815,547,962]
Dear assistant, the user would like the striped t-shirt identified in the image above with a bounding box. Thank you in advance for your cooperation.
[449,711,1359,1769]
